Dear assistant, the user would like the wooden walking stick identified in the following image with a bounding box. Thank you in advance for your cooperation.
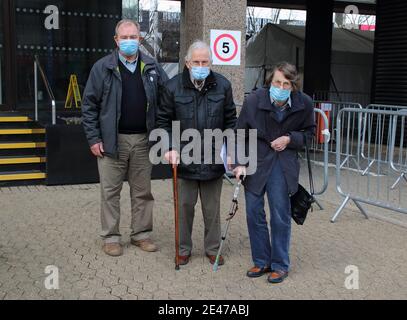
[172,163,180,270]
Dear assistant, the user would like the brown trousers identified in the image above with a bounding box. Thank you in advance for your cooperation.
[97,134,154,244]
[178,177,223,256]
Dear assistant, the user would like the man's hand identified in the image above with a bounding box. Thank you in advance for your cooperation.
[233,166,246,181]
[90,142,104,158]
[164,150,180,165]
[271,136,290,152]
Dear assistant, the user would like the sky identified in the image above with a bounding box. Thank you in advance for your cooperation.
[249,7,306,20]
[139,0,180,12]
[138,1,307,20]
[138,1,375,26]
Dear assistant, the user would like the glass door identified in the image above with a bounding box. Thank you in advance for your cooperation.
[0,1,6,108]
[1,0,17,111]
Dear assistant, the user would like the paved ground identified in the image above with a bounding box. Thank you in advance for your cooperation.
[0,174,406,300]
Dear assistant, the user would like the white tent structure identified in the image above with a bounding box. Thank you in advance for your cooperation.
[245,23,374,103]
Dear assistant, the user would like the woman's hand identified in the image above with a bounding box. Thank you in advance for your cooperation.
[271,135,291,152]
[233,166,246,181]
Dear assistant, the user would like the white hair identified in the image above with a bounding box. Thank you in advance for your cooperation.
[185,40,212,63]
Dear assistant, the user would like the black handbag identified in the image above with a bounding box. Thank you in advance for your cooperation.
[290,134,315,225]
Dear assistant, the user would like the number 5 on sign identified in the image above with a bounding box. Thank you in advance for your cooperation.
[210,30,241,66]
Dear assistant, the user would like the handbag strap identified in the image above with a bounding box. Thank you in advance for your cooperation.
[303,133,315,195]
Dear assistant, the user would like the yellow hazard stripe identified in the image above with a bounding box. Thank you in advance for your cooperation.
[0,172,46,181]
[0,157,46,165]
[0,129,46,135]
[0,117,32,122]
[0,142,46,149]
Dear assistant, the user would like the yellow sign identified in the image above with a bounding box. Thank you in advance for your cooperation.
[65,75,82,109]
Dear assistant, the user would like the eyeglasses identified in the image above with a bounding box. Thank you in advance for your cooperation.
[271,80,292,90]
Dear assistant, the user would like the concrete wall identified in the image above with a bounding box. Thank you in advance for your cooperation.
[180,0,247,106]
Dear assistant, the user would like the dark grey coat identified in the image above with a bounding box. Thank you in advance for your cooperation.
[82,50,168,158]
[156,67,237,181]
[235,87,316,196]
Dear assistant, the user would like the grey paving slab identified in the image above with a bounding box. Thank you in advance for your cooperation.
[0,178,406,300]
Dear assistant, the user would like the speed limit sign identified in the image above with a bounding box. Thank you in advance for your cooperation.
[210,29,241,66]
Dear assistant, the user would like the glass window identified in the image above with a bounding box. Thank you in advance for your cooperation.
[15,0,123,111]
[12,0,181,113]
[138,0,180,79]
[0,3,4,106]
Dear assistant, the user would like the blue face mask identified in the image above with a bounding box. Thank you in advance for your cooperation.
[269,85,291,102]
[191,66,210,81]
[119,39,139,56]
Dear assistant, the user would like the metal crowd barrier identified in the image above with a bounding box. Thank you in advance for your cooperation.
[312,108,330,196]
[313,101,363,166]
[332,108,407,223]
[389,111,407,189]
[298,108,330,209]
[362,104,407,189]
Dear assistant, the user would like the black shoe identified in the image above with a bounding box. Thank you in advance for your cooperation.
[246,266,271,278]
[175,255,191,266]
[206,254,224,266]
[267,270,289,283]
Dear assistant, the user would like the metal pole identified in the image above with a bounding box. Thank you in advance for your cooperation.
[34,61,38,121]
[331,195,350,223]
[213,219,231,272]
[213,179,243,271]
[352,199,369,219]
[51,100,56,125]
[223,173,234,185]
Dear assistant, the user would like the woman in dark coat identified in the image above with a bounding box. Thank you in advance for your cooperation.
[233,62,315,284]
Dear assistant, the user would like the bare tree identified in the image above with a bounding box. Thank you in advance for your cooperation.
[137,0,161,58]
[149,0,160,58]
[122,0,139,20]
[270,8,281,24]
[246,7,258,36]
[342,12,376,29]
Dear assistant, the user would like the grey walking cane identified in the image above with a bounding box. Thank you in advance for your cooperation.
[213,176,244,271]
[172,163,180,270]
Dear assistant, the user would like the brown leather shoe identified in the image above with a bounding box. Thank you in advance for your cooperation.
[206,254,224,265]
[267,270,289,284]
[175,255,191,265]
[103,243,123,257]
[246,266,271,278]
[131,238,158,252]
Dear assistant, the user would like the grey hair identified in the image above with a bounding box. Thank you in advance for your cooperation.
[185,40,212,63]
[115,19,140,36]
[266,62,301,92]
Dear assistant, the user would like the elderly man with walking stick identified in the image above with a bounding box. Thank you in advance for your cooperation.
[156,40,237,267]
